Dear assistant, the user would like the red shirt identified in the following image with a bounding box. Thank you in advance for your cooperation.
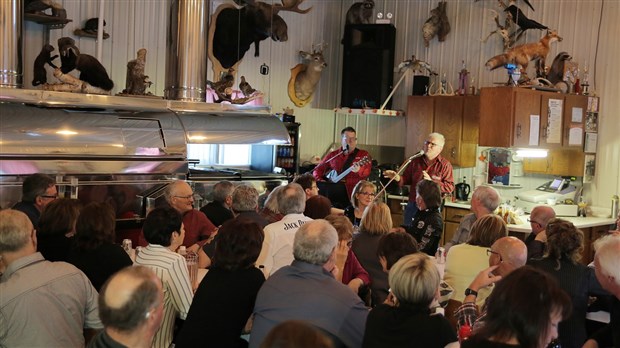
[342,249,371,286]
[400,154,454,200]
[313,148,372,198]
[183,209,217,247]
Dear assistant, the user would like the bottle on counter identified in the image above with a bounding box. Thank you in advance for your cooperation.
[611,194,618,219]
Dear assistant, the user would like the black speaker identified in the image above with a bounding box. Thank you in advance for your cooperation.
[412,75,430,96]
[341,24,396,109]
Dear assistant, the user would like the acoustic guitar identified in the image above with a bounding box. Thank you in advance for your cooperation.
[326,156,370,184]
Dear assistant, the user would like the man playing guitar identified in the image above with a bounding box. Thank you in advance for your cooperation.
[313,127,372,208]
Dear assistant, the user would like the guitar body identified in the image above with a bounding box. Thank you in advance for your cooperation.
[326,156,370,183]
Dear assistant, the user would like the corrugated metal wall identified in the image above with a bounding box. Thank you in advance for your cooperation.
[21,0,620,208]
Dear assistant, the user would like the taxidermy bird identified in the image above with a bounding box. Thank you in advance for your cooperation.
[546,52,572,85]
[422,7,441,47]
[474,0,535,12]
[437,1,451,42]
[123,48,151,95]
[32,44,58,86]
[238,76,256,97]
[207,68,235,102]
[57,37,114,91]
[345,0,375,25]
[505,0,547,42]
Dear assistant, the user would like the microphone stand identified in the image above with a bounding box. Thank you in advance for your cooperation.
[375,155,417,203]
[375,150,424,201]
[313,147,348,175]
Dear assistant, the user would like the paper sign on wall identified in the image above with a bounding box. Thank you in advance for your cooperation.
[584,132,598,153]
[571,107,583,122]
[547,99,563,144]
[568,127,583,145]
[529,115,540,146]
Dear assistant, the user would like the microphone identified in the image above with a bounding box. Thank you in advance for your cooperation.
[408,150,425,161]
[343,144,349,155]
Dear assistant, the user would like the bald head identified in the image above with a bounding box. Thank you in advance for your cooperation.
[530,206,556,234]
[99,266,163,332]
[490,236,527,277]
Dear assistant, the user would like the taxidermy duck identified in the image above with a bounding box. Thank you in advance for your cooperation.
[207,68,235,102]
[239,76,256,97]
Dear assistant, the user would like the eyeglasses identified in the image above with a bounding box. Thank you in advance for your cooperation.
[527,218,541,226]
[40,195,58,199]
[346,240,353,247]
[487,249,503,261]
[424,140,441,148]
[358,192,376,197]
[174,194,194,200]
[343,136,357,141]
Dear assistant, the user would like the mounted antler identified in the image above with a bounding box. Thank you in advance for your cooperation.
[273,0,312,14]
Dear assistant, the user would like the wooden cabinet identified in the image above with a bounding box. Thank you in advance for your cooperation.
[480,87,589,149]
[442,206,470,246]
[407,96,479,167]
[581,225,613,264]
[522,148,585,176]
[387,197,407,228]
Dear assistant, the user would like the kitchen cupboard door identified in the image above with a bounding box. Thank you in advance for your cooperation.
[406,96,434,156]
[562,95,588,148]
[479,87,516,147]
[434,97,464,166]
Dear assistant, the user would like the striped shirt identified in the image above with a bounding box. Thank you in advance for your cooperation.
[135,244,193,348]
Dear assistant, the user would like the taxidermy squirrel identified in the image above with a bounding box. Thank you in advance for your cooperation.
[32,44,58,86]
[485,30,562,78]
[345,0,374,25]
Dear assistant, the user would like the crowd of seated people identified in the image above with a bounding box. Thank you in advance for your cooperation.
[3,173,620,348]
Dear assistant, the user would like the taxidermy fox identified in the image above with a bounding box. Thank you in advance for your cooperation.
[485,30,562,77]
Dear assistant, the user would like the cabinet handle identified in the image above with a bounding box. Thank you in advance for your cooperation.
[452,214,464,219]
[542,126,547,139]
[516,123,522,138]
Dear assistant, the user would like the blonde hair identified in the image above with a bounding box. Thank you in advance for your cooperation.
[468,214,508,247]
[359,202,392,236]
[351,180,376,208]
[389,253,440,307]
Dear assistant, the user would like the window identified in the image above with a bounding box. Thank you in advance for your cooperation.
[187,144,251,166]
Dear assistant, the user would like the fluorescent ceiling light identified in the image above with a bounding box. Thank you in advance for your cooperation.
[188,135,208,141]
[56,130,78,135]
[515,149,548,158]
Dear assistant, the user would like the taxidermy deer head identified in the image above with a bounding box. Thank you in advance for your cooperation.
[209,0,311,75]
[288,44,327,107]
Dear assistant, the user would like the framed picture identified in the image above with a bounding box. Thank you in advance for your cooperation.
[585,112,598,132]
[584,154,596,184]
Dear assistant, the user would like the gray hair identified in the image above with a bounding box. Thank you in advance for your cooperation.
[277,183,306,215]
[264,185,285,214]
[428,132,445,146]
[212,181,235,203]
[0,210,33,253]
[594,233,620,287]
[293,220,338,265]
[164,180,191,203]
[473,185,501,212]
[232,185,259,212]
[99,266,161,332]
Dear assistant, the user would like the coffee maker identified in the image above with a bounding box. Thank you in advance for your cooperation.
[455,176,471,202]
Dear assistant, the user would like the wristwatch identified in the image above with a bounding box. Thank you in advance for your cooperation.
[464,288,478,297]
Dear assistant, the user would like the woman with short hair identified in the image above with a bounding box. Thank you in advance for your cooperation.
[463,266,571,348]
[67,202,132,291]
[444,214,508,305]
[344,180,377,229]
[352,202,393,305]
[363,253,458,348]
[529,219,608,348]
[176,218,265,348]
[37,198,82,262]
[401,180,443,256]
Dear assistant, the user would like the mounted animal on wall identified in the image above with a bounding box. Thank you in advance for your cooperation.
[485,30,562,80]
[288,45,327,107]
[422,1,450,47]
[345,0,375,25]
[32,44,58,86]
[208,0,312,78]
